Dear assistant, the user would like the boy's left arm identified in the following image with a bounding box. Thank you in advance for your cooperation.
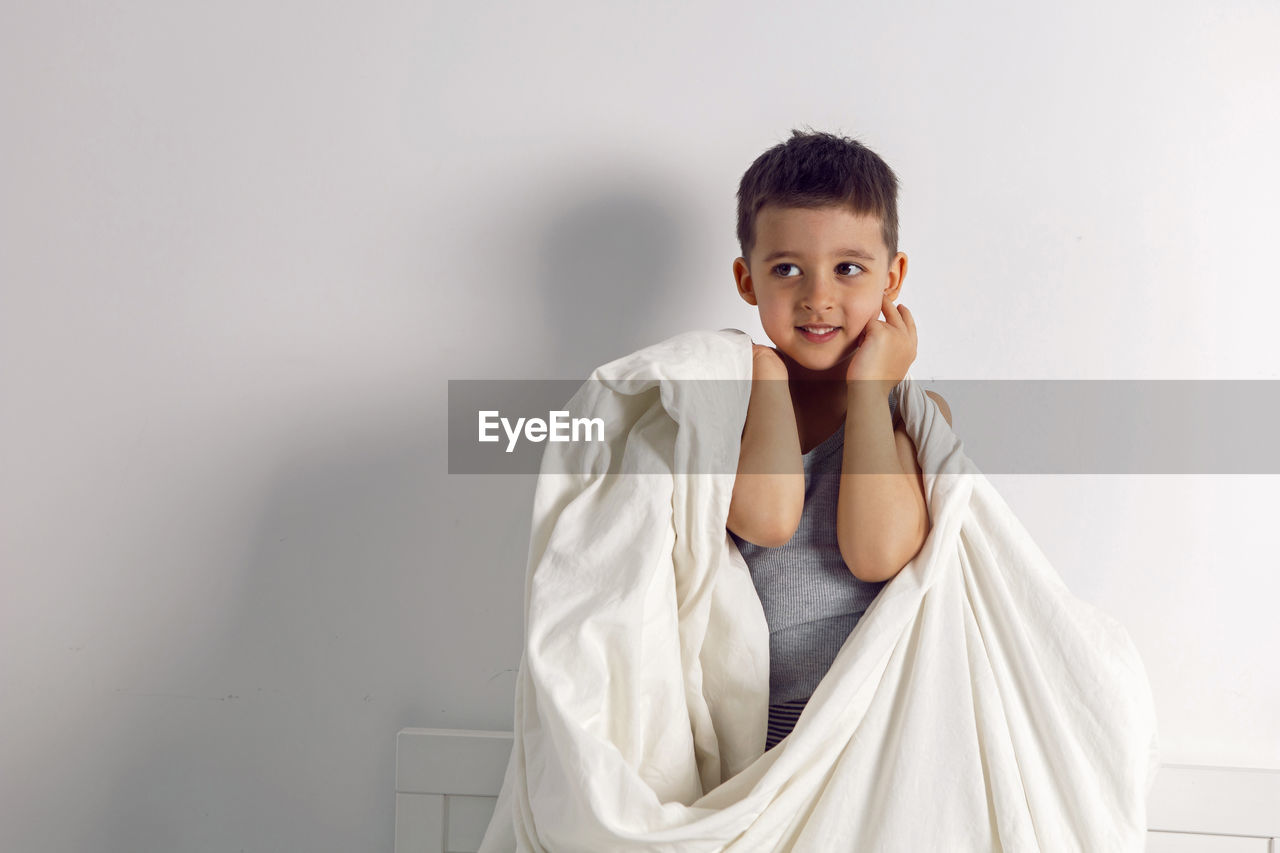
[839,390,952,583]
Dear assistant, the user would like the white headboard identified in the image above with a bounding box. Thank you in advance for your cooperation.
[394,727,1280,853]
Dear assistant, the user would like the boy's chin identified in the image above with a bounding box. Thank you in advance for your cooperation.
[777,339,857,376]
[786,355,852,380]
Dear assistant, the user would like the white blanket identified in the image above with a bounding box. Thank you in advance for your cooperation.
[478,327,1160,852]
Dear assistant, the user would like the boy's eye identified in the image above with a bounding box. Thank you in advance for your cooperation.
[771,262,864,277]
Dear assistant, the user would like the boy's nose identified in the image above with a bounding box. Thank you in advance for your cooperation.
[801,274,837,310]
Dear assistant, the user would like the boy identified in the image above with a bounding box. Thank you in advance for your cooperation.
[725,129,953,750]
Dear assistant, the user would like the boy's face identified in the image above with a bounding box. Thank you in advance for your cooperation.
[733,204,907,380]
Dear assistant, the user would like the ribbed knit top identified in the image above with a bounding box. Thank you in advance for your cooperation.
[728,389,897,707]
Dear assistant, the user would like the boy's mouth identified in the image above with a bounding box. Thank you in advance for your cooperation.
[797,325,840,343]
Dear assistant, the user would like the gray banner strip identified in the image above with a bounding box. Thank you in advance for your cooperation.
[448,379,1279,475]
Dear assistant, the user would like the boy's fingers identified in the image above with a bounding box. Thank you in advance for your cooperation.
[882,296,902,326]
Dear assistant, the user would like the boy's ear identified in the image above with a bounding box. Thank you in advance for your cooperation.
[732,257,759,306]
[883,251,908,300]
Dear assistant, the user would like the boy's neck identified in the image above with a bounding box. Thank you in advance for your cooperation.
[788,377,849,452]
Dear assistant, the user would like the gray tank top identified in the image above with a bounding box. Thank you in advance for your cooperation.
[729,389,897,707]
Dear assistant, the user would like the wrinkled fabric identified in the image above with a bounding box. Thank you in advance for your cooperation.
[478,327,1159,852]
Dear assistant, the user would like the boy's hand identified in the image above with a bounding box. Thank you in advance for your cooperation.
[752,344,789,381]
[844,293,917,397]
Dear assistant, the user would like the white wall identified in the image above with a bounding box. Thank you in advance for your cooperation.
[3,1,1277,850]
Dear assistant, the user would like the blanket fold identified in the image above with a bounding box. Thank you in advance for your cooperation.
[479,327,1159,852]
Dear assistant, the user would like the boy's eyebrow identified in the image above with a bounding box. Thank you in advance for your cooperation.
[762,248,877,262]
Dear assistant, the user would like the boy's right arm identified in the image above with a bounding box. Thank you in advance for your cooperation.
[726,346,804,548]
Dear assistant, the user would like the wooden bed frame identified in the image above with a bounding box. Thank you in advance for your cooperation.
[394,727,1280,853]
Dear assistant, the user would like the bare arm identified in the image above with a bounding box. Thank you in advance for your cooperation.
[836,388,953,582]
[726,347,804,548]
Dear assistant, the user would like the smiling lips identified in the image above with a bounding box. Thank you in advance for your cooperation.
[798,325,839,342]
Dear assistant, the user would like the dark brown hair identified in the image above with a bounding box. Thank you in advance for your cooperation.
[736,127,901,266]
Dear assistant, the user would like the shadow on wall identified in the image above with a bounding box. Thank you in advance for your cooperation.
[84,165,699,851]
[481,174,694,380]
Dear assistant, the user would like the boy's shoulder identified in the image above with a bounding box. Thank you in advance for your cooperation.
[923,390,952,428]
[890,389,953,433]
